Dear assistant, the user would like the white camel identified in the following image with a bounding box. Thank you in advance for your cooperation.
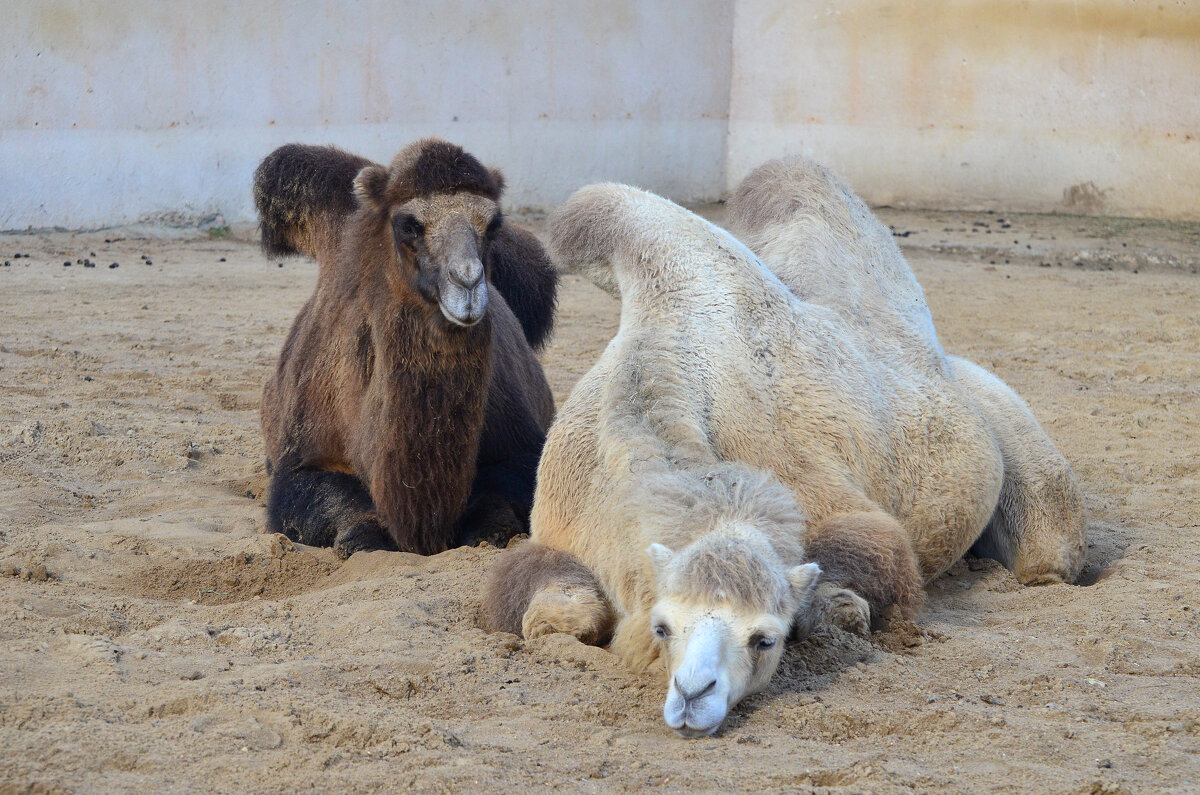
[482,157,1086,737]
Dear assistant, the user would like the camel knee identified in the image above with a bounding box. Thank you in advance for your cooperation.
[522,583,611,645]
[480,542,613,644]
[804,511,924,629]
[1011,523,1085,586]
[266,465,378,550]
[997,468,1087,586]
[814,582,871,637]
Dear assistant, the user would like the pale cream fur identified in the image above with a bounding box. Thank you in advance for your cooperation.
[501,157,1086,734]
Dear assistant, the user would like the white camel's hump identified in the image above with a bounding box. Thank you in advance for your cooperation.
[729,156,944,364]
[549,182,782,305]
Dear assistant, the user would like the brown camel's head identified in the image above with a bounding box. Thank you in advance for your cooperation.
[353,138,507,327]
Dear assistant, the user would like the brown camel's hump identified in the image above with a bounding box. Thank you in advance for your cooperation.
[253,144,376,259]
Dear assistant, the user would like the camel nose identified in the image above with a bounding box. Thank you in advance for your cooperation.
[674,676,717,703]
[448,258,484,290]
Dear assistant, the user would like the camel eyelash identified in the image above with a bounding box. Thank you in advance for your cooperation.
[393,214,424,242]
[750,633,776,651]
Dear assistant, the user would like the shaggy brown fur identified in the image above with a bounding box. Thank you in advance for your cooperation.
[480,541,613,645]
[257,139,555,557]
[253,144,372,265]
[804,512,924,629]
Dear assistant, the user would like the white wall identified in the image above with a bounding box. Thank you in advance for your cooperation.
[4,1,1199,230]
[1,0,732,229]
[727,0,1200,221]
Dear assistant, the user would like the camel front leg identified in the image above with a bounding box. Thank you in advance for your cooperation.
[266,461,396,558]
[802,510,924,634]
[480,542,615,646]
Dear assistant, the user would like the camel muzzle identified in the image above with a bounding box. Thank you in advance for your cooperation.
[662,624,730,737]
[439,258,488,326]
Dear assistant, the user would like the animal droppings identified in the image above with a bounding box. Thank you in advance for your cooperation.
[219,257,226,262]
[145,260,153,265]
[63,261,71,267]
[109,262,119,269]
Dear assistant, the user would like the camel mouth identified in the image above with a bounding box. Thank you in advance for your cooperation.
[438,282,488,327]
[672,723,721,739]
[663,686,727,739]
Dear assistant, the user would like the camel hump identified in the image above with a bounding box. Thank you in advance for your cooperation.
[253,143,376,260]
[549,182,758,300]
[486,222,559,351]
[728,156,864,234]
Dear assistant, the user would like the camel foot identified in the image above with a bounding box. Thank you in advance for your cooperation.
[522,583,611,646]
[332,518,396,560]
[818,583,871,637]
[1016,568,1069,586]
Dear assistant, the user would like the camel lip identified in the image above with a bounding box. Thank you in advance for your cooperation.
[437,285,488,327]
[438,301,484,327]
[672,722,721,739]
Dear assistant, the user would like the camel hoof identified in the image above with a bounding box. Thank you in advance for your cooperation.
[1018,570,1067,587]
[826,588,871,637]
[521,585,609,645]
[333,519,395,559]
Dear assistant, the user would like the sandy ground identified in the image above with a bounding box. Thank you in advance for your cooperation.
[1,207,1198,794]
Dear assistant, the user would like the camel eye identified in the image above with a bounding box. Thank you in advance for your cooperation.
[653,624,671,639]
[392,213,424,248]
[752,634,777,652]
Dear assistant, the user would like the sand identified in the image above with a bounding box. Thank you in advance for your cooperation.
[1,208,1198,793]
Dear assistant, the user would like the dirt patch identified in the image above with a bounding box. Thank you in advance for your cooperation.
[130,534,339,606]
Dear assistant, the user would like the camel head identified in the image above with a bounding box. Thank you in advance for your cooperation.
[353,138,507,328]
[646,529,820,738]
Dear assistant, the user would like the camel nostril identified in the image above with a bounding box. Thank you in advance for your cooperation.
[675,676,717,702]
[449,261,484,290]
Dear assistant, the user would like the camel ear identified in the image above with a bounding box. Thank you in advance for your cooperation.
[489,167,506,197]
[353,165,389,208]
[786,562,821,606]
[646,543,675,579]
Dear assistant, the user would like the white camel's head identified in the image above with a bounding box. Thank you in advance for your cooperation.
[646,530,820,738]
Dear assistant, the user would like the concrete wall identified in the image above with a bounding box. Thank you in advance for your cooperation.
[728,0,1200,220]
[1,0,732,229]
[4,1,1198,229]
